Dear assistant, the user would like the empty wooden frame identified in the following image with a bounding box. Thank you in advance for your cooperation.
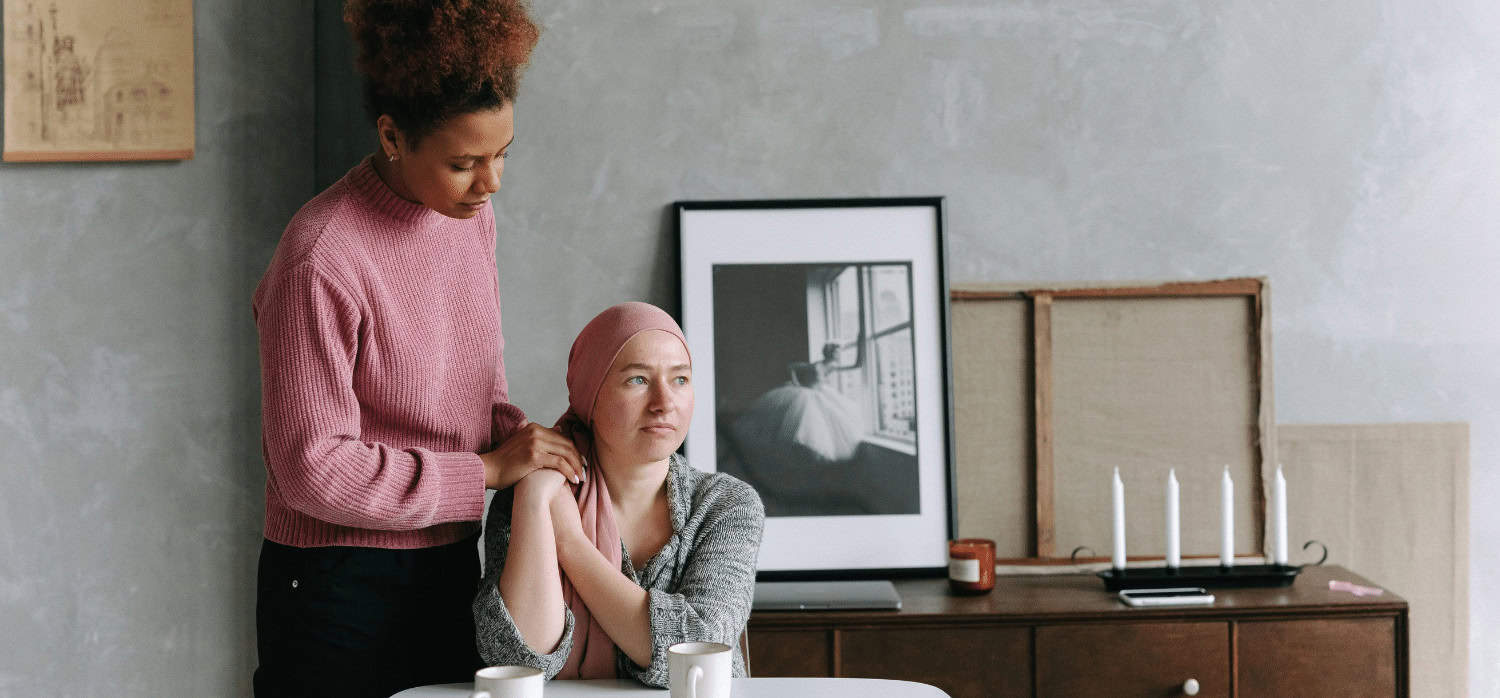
[950,278,1273,562]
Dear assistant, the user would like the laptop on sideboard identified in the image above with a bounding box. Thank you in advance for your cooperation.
[752,580,902,611]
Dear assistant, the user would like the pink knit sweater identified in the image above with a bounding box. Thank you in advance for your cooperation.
[253,158,527,549]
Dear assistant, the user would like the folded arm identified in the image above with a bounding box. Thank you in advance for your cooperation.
[473,474,576,677]
[554,480,765,686]
[552,493,655,666]
[500,471,571,652]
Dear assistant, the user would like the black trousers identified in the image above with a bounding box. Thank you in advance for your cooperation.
[253,535,483,698]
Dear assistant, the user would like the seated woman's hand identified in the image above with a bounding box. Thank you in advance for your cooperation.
[482,422,585,490]
[513,465,571,507]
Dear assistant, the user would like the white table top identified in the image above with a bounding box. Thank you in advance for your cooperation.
[392,677,950,697]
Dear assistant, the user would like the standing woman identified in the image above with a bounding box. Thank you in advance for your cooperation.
[251,2,581,696]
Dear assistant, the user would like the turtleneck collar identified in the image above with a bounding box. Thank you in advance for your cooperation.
[346,155,451,228]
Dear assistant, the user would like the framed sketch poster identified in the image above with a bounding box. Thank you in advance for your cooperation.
[677,198,956,579]
[3,0,195,161]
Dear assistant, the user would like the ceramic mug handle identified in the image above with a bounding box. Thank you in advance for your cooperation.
[470,692,491,698]
[687,665,704,698]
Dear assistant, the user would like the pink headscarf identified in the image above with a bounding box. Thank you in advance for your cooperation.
[553,302,690,679]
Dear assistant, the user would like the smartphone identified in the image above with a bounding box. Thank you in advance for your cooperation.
[1117,587,1215,607]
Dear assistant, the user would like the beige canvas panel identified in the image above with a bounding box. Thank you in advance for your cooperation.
[1051,296,1261,558]
[1280,423,1468,698]
[950,297,1032,558]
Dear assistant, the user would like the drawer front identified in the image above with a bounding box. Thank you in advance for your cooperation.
[748,629,831,677]
[1036,622,1229,698]
[839,626,1032,698]
[1237,618,1397,697]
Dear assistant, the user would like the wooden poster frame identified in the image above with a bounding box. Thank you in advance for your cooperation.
[2,0,196,162]
[951,277,1272,563]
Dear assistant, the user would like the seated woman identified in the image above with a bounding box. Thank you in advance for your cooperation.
[473,302,765,684]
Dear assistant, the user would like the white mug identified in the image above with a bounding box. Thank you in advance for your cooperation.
[668,641,732,698]
[470,665,543,698]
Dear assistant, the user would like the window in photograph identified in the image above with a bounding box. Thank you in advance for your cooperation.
[867,266,915,443]
[812,264,917,445]
[820,266,865,401]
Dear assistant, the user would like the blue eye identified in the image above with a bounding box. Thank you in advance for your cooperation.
[674,376,690,385]
[627,376,647,385]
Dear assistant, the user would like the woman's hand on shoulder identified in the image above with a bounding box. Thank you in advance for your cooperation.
[482,422,585,490]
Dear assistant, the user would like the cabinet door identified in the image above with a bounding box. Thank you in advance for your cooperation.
[748,629,831,677]
[839,626,1032,698]
[1237,618,1397,697]
[1036,622,1229,698]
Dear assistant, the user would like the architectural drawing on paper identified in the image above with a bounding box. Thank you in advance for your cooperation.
[3,0,194,161]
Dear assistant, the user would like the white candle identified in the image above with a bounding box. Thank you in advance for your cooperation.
[1220,466,1234,567]
[1166,468,1180,568]
[1273,465,1288,565]
[1112,467,1126,570]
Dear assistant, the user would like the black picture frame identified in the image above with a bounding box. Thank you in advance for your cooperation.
[675,197,955,580]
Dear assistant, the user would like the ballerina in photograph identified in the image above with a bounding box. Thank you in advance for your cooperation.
[730,342,869,465]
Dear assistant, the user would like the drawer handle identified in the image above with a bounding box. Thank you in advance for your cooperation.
[1182,678,1200,695]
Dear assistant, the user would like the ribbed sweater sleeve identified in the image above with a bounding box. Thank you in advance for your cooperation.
[256,261,485,532]
[490,275,528,446]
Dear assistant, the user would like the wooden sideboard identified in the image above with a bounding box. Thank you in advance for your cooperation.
[748,564,1407,697]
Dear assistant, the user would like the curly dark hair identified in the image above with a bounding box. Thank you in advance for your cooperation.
[344,0,540,147]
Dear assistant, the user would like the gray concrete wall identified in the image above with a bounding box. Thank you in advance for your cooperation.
[3,0,1497,694]
[0,2,312,695]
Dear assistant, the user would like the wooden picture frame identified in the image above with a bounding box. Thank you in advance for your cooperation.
[950,278,1273,563]
[3,0,195,162]
[677,198,957,579]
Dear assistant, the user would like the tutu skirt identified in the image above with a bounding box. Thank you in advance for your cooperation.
[730,383,867,464]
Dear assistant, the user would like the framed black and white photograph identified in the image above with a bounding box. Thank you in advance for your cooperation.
[676,198,955,578]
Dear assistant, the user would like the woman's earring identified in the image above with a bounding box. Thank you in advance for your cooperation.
[387,152,398,162]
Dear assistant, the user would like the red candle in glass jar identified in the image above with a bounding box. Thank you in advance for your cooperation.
[948,538,996,594]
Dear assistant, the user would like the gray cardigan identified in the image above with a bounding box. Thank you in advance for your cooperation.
[472,454,765,686]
